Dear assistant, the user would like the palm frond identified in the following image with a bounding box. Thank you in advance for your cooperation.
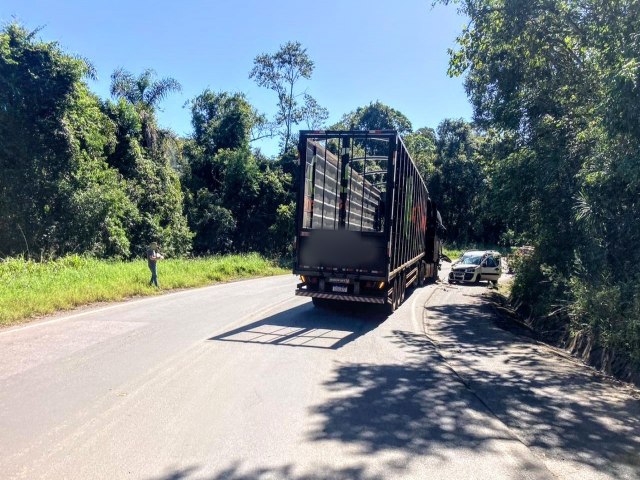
[574,190,593,222]
[145,76,182,109]
[136,69,156,101]
[110,67,138,103]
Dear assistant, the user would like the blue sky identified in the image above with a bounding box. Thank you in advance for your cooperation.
[3,0,472,156]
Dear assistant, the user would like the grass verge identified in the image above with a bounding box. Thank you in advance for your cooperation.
[0,253,288,327]
[443,243,512,261]
[443,246,464,261]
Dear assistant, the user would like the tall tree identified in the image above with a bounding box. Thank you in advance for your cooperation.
[250,41,326,152]
[182,90,293,254]
[107,69,192,256]
[189,90,265,156]
[404,127,437,180]
[333,101,413,135]
[429,119,484,243]
[110,68,181,150]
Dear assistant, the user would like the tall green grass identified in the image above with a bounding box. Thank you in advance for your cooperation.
[443,243,512,261]
[0,254,288,326]
[443,246,465,261]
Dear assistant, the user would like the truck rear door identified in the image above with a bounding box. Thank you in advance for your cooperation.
[295,131,392,277]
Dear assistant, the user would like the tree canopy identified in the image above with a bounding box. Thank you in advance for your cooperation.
[0,24,132,257]
[250,41,328,153]
[333,101,413,134]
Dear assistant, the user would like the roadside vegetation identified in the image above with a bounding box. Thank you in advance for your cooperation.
[439,0,640,379]
[442,246,465,262]
[0,254,286,327]
[443,244,511,262]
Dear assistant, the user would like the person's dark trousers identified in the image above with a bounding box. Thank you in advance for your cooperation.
[149,262,159,287]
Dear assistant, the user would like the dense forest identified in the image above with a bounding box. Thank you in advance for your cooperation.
[0,23,493,260]
[1,0,639,376]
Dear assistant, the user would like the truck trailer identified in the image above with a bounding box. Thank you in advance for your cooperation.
[293,130,444,312]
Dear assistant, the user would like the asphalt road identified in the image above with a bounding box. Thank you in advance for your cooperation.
[1,271,638,479]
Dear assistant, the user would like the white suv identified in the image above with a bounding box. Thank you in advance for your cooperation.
[448,250,502,286]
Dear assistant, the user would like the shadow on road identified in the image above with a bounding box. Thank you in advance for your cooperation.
[209,302,385,350]
[308,330,505,452]
[147,463,382,480]
[425,301,640,478]
[304,316,640,477]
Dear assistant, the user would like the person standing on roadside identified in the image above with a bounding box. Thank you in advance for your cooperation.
[146,242,164,287]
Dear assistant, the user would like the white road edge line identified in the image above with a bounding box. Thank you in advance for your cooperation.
[411,281,439,334]
[1,274,294,336]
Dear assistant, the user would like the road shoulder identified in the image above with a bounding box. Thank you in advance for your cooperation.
[423,282,640,480]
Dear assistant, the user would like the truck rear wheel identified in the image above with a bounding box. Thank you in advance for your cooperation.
[386,278,399,314]
[417,262,426,287]
[385,298,395,314]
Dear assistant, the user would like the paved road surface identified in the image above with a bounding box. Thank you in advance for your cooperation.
[1,272,638,479]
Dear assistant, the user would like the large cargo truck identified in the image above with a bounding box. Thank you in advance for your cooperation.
[293,130,444,312]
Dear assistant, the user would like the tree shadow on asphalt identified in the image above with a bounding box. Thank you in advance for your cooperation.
[208,302,385,350]
[147,462,383,480]
[307,330,517,454]
[306,318,639,477]
[422,301,640,477]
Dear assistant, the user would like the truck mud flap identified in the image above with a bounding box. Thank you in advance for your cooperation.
[296,290,385,304]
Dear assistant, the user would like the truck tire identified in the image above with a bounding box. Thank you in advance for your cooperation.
[386,277,399,314]
[385,296,396,314]
[393,272,405,309]
[418,261,426,287]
